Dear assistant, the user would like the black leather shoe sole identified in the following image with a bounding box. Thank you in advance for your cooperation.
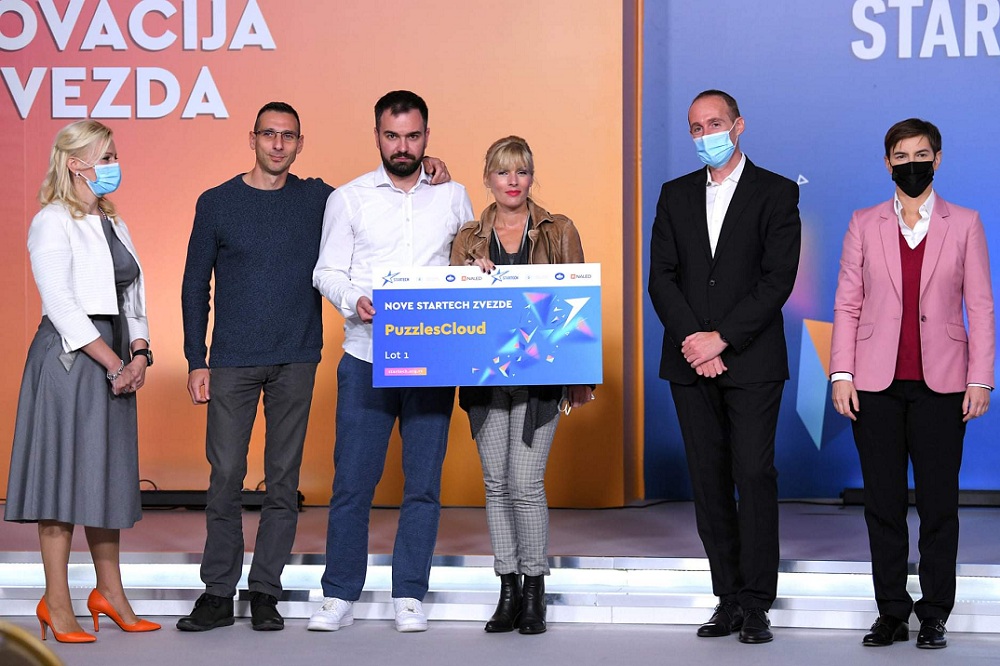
[251,618,284,631]
[176,615,235,632]
[485,620,518,633]
[863,623,909,646]
[738,629,773,644]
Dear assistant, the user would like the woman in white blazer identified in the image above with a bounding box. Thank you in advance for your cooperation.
[5,121,159,642]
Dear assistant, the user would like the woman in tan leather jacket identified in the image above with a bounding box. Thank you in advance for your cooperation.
[450,136,593,635]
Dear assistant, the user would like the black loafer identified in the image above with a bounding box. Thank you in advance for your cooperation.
[862,615,908,646]
[176,593,235,632]
[697,601,743,637]
[738,608,773,644]
[916,618,947,649]
[249,591,284,631]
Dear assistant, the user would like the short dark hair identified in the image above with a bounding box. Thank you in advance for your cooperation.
[691,89,741,121]
[374,90,428,128]
[884,118,941,157]
[254,101,300,132]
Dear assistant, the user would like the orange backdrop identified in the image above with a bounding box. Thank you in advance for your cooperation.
[0,0,630,507]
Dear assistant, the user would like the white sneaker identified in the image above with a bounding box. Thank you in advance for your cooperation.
[393,597,427,632]
[307,597,354,631]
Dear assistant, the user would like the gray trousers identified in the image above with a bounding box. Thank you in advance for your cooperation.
[201,363,317,598]
[476,387,559,576]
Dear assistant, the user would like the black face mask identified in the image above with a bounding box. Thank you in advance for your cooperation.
[891,160,935,198]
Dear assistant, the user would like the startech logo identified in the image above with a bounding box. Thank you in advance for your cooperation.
[381,271,410,286]
[491,269,519,284]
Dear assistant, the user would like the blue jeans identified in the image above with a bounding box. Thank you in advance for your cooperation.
[321,353,454,600]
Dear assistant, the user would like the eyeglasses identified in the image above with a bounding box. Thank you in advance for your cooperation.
[253,129,300,142]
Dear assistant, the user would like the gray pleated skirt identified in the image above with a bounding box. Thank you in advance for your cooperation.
[4,316,141,529]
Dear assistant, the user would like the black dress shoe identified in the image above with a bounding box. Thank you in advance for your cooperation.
[249,591,284,631]
[697,601,743,637]
[738,608,773,644]
[862,615,908,646]
[176,593,235,631]
[916,618,947,649]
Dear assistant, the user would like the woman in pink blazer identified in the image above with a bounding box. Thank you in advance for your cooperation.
[830,119,994,650]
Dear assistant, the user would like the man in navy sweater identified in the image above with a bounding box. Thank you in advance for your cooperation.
[179,102,449,632]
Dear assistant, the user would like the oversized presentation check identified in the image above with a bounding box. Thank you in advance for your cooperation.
[372,263,602,388]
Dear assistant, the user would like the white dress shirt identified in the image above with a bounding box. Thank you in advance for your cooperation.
[313,164,474,363]
[895,190,934,249]
[705,154,746,257]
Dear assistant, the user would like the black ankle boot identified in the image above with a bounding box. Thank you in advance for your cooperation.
[518,575,546,634]
[484,573,522,632]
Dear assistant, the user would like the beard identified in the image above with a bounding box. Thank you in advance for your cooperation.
[381,151,422,178]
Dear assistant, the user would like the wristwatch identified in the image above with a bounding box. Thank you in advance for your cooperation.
[132,348,154,367]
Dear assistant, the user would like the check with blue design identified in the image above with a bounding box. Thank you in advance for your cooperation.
[372,264,602,388]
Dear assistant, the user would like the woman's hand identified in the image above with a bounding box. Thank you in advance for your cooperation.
[566,385,594,409]
[831,379,859,421]
[113,357,146,395]
[963,386,991,422]
[469,256,495,273]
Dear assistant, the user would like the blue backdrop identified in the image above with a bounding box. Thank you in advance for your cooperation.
[642,0,1000,498]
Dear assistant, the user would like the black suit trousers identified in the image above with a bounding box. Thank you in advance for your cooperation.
[669,374,783,610]
[853,380,966,623]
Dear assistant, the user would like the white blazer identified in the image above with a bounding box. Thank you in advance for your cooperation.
[27,203,148,353]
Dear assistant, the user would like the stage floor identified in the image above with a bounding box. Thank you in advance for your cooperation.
[3,502,1000,643]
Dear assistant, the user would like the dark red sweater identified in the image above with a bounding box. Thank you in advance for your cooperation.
[894,230,926,380]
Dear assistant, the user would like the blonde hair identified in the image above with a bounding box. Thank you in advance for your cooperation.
[39,120,118,220]
[483,135,534,182]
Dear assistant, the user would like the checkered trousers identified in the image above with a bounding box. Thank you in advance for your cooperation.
[475,386,560,576]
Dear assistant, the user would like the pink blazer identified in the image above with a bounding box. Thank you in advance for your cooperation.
[830,196,995,393]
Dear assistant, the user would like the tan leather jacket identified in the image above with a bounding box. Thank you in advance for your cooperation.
[450,199,585,265]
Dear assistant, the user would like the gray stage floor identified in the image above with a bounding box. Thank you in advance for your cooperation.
[3,617,999,666]
[3,502,999,664]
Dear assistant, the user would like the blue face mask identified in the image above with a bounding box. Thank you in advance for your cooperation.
[693,121,738,169]
[78,162,121,196]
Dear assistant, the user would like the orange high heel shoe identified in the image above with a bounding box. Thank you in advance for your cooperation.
[87,590,161,632]
[36,597,96,643]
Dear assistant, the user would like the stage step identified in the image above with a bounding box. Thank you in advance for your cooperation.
[2,554,999,632]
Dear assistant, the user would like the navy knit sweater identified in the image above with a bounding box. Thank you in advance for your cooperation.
[182,174,334,371]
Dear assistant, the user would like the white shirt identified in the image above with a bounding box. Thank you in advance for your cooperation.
[313,164,474,363]
[705,154,746,256]
[895,190,934,249]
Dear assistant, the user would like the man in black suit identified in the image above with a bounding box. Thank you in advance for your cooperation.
[647,90,801,644]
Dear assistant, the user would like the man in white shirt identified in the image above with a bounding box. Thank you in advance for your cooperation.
[308,90,474,633]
